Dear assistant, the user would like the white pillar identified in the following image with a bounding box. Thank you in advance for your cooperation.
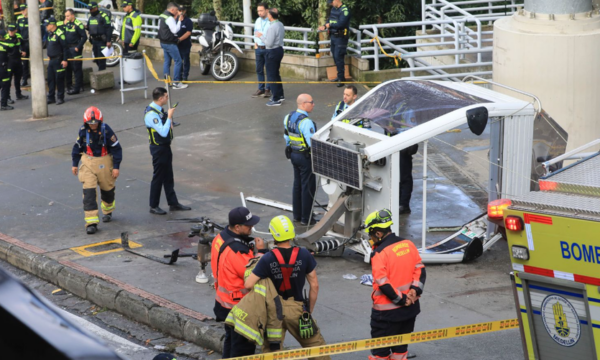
[243,0,252,50]
[27,0,49,118]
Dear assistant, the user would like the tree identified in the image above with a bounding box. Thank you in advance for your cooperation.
[212,0,221,19]
[1,0,15,24]
[54,0,65,21]
[137,0,145,13]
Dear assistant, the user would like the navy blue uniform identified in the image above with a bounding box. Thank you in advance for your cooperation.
[177,16,193,81]
[71,124,123,169]
[17,16,30,83]
[327,3,350,82]
[64,19,88,92]
[46,27,69,102]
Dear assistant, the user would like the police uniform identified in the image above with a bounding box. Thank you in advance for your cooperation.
[331,100,364,126]
[87,3,112,71]
[0,40,11,110]
[72,119,122,230]
[2,24,27,101]
[45,19,69,104]
[144,101,182,209]
[283,110,317,224]
[16,4,30,86]
[121,1,142,55]
[63,17,87,94]
[40,0,54,42]
[326,0,350,86]
[211,207,260,357]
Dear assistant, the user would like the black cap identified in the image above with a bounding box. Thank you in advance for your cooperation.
[44,17,57,25]
[89,1,98,7]
[229,207,260,227]
[19,3,27,10]
[122,0,132,7]
[7,23,17,30]
[153,354,177,360]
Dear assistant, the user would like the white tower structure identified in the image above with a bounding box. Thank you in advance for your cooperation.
[494,0,600,151]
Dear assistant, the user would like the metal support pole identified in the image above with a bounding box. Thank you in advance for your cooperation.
[120,53,125,104]
[27,0,48,118]
[421,140,428,251]
[243,0,252,50]
[143,50,148,99]
[372,26,379,71]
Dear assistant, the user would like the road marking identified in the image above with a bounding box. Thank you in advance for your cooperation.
[70,238,143,257]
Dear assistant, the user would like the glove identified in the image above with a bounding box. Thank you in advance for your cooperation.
[299,311,317,339]
[285,146,292,159]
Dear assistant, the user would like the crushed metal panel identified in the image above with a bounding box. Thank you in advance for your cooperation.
[531,110,568,190]
[501,114,535,198]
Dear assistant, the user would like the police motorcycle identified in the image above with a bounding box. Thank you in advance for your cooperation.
[196,12,241,81]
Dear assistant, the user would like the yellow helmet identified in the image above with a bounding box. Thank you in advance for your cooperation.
[269,215,296,242]
[364,209,393,232]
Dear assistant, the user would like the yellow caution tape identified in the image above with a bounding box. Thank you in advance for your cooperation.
[370,36,402,67]
[21,56,121,61]
[221,318,519,360]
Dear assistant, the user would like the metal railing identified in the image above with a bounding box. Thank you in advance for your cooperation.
[73,0,524,80]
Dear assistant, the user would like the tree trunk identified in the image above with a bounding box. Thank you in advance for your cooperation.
[54,0,65,21]
[1,0,14,24]
[318,0,328,49]
[115,0,123,12]
[136,0,144,13]
[213,0,222,19]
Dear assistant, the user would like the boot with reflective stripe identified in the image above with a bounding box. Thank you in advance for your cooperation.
[368,356,390,360]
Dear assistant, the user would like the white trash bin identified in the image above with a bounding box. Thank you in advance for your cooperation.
[123,53,144,83]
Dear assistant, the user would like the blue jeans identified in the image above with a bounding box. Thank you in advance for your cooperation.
[266,47,284,101]
[255,48,270,91]
[161,43,182,82]
[178,45,191,80]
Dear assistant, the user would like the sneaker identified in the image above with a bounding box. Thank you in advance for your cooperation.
[266,100,282,107]
[56,99,65,105]
[263,89,271,98]
[172,82,188,89]
[1,105,14,111]
[252,89,265,98]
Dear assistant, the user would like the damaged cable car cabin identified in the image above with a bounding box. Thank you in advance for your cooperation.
[250,79,567,264]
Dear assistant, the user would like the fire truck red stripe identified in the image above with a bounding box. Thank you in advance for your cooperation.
[523,265,554,277]
[523,213,553,225]
[574,274,600,287]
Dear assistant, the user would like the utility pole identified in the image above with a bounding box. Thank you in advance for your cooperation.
[243,0,251,50]
[27,0,49,118]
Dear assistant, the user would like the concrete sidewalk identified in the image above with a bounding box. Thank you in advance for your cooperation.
[0,55,523,359]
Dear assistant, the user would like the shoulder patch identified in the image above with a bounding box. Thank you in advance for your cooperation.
[344,10,349,16]
[110,135,117,142]
[153,118,159,124]
[310,127,315,134]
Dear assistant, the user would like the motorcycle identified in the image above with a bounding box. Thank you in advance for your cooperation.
[197,13,242,81]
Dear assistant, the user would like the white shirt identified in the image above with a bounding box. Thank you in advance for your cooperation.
[165,15,181,35]
[254,17,270,46]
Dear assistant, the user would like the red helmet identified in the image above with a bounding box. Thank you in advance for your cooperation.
[83,106,103,125]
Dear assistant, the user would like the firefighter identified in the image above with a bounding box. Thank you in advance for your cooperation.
[121,0,142,55]
[364,209,426,360]
[211,206,266,357]
[16,4,30,86]
[45,17,69,105]
[87,2,112,71]
[331,84,359,124]
[63,9,87,95]
[318,0,350,88]
[0,39,10,111]
[71,107,123,234]
[224,252,283,356]
[2,23,28,102]
[245,215,331,360]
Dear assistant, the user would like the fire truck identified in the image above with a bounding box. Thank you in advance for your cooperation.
[488,140,600,359]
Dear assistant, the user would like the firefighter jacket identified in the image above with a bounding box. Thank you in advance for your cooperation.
[122,9,142,46]
[225,258,284,347]
[211,228,255,321]
[371,233,426,322]
[64,19,87,49]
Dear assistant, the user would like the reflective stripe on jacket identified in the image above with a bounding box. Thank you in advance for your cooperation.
[225,259,284,346]
[144,104,173,146]
[284,112,310,152]
[122,9,142,45]
[158,10,178,44]
[371,233,425,313]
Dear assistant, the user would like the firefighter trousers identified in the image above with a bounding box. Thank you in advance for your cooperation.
[370,316,416,359]
[262,298,331,360]
[78,155,116,227]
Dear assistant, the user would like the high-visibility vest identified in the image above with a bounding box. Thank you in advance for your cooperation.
[144,104,173,146]
[284,111,314,153]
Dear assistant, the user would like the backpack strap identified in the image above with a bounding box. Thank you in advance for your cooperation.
[272,247,300,293]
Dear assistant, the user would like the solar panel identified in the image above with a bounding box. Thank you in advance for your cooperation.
[312,139,362,189]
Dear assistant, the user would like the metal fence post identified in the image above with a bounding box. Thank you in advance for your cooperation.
[372,26,379,71]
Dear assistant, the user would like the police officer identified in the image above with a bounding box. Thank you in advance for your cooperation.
[144,87,192,214]
[2,23,28,102]
[319,0,350,88]
[364,209,425,360]
[39,0,54,44]
[45,18,68,105]
[62,9,87,95]
[393,102,418,214]
[331,84,358,122]
[17,4,30,86]
[72,107,123,234]
[245,216,331,359]
[211,206,266,357]
[87,2,112,71]
[121,0,142,55]
[0,39,11,110]
[284,94,317,226]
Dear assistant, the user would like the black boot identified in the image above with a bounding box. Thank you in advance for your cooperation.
[102,213,112,222]
[1,105,14,111]
[86,224,98,234]
[17,94,29,100]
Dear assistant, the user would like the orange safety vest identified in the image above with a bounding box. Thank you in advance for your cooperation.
[211,230,253,311]
[371,235,424,311]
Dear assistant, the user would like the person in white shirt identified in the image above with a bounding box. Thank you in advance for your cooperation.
[252,2,271,98]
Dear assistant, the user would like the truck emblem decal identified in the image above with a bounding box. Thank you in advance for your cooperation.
[541,294,580,347]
